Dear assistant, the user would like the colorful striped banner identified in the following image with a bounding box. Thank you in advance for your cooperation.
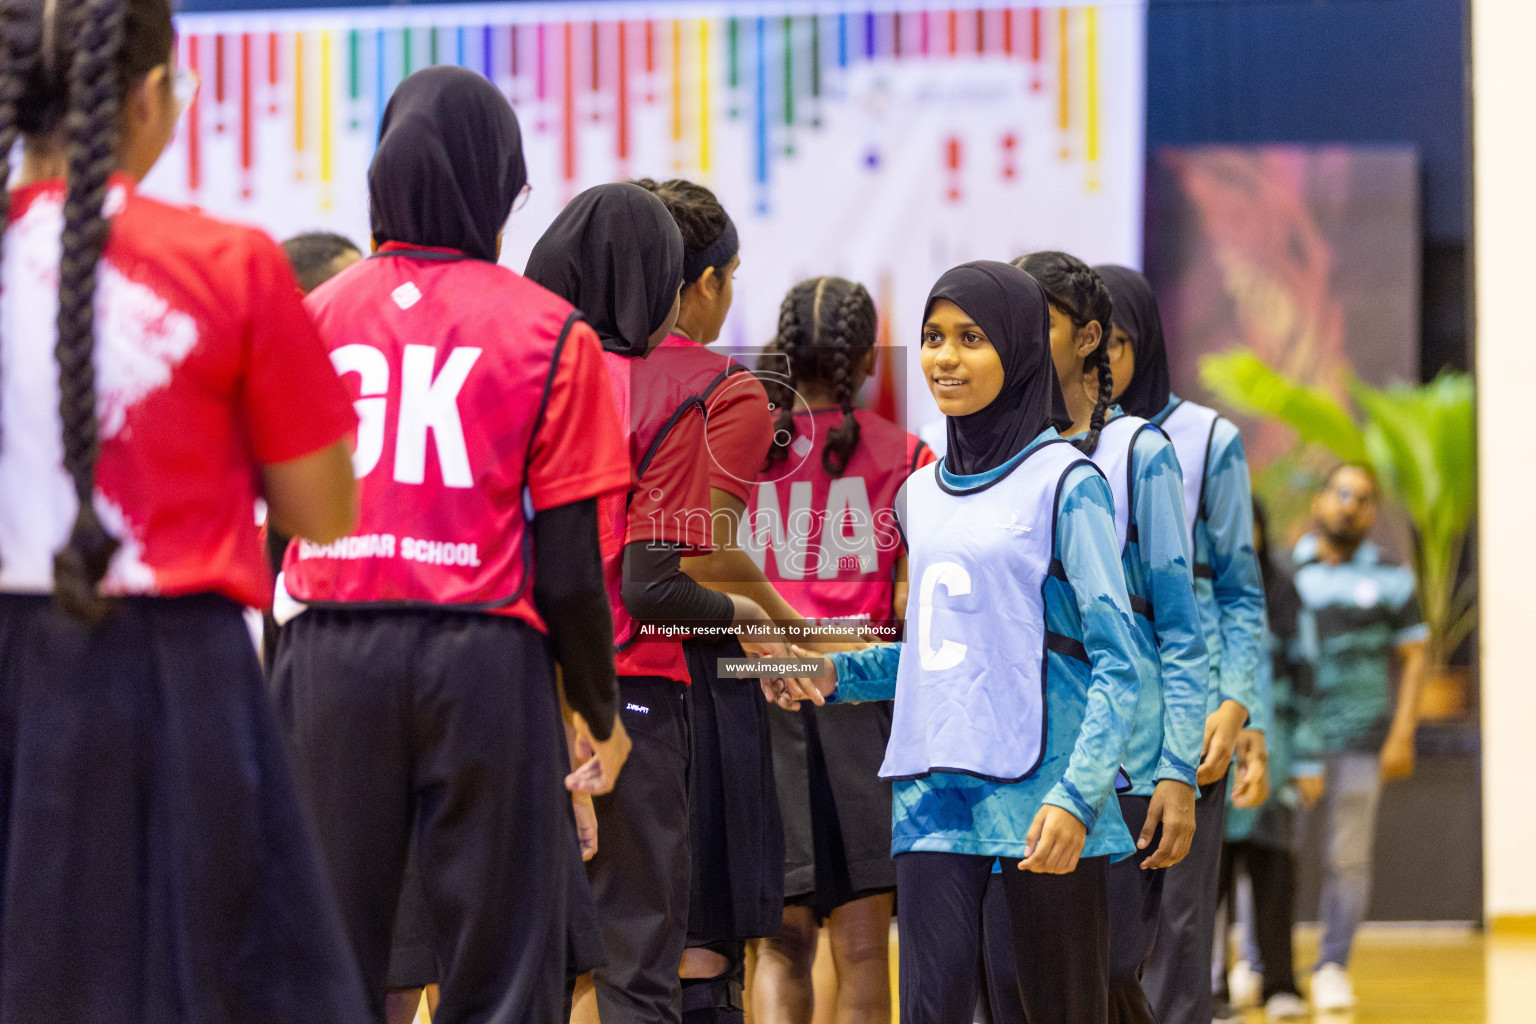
[162,5,1117,202]
[150,2,1142,448]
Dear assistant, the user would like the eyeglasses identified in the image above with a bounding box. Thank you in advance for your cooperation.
[173,67,200,115]
[511,183,533,213]
[1330,485,1377,507]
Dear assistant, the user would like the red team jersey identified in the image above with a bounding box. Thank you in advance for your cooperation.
[747,407,934,625]
[650,334,775,504]
[599,354,713,682]
[0,178,356,609]
[283,243,630,631]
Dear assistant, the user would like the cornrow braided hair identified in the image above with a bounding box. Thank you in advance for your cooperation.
[1014,251,1115,455]
[762,276,877,477]
[756,337,794,464]
[760,290,807,469]
[51,0,129,622]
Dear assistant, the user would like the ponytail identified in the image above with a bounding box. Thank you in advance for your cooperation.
[52,0,129,622]
[762,276,877,477]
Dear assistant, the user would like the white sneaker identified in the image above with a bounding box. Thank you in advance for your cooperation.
[1265,992,1309,1020]
[1229,960,1263,1009]
[1311,962,1356,1012]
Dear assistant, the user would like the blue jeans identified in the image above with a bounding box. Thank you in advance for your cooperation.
[1303,752,1383,969]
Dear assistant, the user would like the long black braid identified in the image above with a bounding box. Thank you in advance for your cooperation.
[1014,251,1114,455]
[8,0,170,621]
[0,1,47,582]
[48,0,127,622]
[762,276,876,476]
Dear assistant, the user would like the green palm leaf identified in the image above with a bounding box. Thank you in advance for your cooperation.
[1198,350,1369,465]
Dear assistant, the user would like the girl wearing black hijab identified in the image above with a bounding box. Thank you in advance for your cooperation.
[271,67,634,1023]
[527,183,789,1024]
[1093,265,1269,1024]
[790,262,1141,1024]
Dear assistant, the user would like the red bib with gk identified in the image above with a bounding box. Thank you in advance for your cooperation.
[283,247,621,620]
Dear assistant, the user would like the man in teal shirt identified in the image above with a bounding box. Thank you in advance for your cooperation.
[1290,465,1427,1013]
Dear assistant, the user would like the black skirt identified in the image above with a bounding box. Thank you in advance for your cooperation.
[769,699,896,916]
[0,593,369,1023]
[684,637,785,942]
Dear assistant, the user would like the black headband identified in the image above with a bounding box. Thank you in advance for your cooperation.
[681,217,739,285]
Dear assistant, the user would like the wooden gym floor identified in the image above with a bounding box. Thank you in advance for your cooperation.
[409,923,1535,1023]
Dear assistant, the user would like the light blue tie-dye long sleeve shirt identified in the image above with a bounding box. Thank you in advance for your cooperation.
[1071,410,1208,794]
[1151,396,1268,731]
[826,431,1139,861]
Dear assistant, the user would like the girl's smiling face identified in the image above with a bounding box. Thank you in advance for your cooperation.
[921,299,1006,417]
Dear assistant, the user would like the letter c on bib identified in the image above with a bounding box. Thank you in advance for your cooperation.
[918,561,971,671]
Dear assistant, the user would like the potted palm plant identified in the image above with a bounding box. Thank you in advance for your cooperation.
[1199,351,1476,717]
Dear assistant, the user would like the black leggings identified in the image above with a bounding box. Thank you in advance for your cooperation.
[898,851,1109,1024]
[1218,841,1300,1000]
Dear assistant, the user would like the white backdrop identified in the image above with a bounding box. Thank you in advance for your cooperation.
[153,1,1146,437]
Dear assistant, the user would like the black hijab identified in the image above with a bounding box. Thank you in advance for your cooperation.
[525,184,685,356]
[924,261,1071,476]
[369,66,526,263]
[1095,265,1172,421]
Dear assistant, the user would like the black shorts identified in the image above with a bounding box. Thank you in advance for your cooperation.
[770,699,896,916]
[684,638,784,943]
[586,676,693,1024]
[386,807,605,989]
[273,606,573,1023]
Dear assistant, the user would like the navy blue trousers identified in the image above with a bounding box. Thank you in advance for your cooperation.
[1142,773,1231,1024]
[901,850,1109,1024]
[979,794,1164,1024]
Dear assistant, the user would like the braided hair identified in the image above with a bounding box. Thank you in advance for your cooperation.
[631,177,730,282]
[762,276,877,477]
[1014,251,1114,455]
[5,0,174,621]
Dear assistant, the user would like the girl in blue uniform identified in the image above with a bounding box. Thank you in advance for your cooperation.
[1094,265,1269,1024]
[792,261,1140,1024]
[973,253,1208,1024]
